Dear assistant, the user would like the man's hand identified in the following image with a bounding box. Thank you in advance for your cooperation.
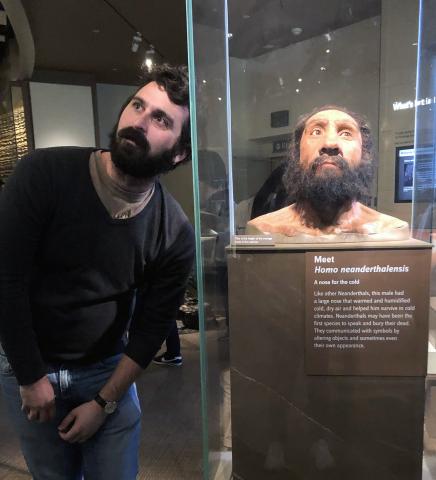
[19,375,56,422]
[58,401,107,443]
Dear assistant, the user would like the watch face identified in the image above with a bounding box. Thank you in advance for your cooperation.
[104,401,117,414]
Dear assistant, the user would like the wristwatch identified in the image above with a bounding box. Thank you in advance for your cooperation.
[94,393,117,414]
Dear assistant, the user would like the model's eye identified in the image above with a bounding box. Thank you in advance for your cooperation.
[310,127,322,136]
[340,130,353,138]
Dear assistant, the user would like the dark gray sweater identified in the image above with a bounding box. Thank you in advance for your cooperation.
[0,147,194,385]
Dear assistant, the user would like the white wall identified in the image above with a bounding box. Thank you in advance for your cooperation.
[29,82,96,148]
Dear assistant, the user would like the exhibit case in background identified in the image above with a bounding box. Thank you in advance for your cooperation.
[186,0,436,478]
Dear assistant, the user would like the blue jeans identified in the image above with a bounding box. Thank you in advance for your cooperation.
[0,353,141,480]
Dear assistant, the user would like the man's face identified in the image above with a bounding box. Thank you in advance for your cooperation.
[111,81,189,178]
[299,109,362,174]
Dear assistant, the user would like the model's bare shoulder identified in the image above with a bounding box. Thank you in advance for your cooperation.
[246,205,307,236]
[357,204,409,235]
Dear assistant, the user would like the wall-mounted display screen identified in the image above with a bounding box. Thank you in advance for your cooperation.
[395,145,414,203]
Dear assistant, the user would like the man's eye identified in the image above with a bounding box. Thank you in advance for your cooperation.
[154,114,169,127]
[132,101,142,111]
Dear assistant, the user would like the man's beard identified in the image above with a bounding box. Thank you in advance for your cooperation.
[109,126,177,179]
[286,155,372,226]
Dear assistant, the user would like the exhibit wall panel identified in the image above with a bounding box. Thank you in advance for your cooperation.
[377,0,419,221]
[95,83,137,149]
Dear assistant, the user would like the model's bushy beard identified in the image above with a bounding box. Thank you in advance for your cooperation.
[109,126,177,179]
[287,155,372,226]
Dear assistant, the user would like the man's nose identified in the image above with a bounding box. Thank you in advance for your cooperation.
[132,113,149,132]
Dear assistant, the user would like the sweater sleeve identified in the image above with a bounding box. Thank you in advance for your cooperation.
[0,152,55,385]
[125,221,195,368]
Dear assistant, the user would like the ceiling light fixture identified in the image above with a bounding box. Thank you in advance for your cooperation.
[103,0,165,62]
[292,27,303,36]
[143,44,155,71]
[131,31,142,53]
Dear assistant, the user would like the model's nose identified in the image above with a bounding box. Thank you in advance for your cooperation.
[319,146,340,156]
[323,129,340,148]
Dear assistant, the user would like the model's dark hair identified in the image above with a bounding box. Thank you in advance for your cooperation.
[285,104,374,198]
[117,63,191,166]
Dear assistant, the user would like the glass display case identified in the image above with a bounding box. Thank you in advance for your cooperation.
[187,0,436,478]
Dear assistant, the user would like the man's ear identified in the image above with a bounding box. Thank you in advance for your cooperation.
[173,151,188,166]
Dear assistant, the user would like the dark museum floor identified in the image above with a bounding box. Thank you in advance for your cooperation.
[1,332,436,479]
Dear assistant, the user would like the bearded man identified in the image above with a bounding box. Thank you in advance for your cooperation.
[247,106,409,241]
[0,64,194,479]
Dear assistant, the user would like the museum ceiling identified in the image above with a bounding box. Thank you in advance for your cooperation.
[8,0,380,84]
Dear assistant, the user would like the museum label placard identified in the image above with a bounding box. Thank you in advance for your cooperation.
[305,248,430,376]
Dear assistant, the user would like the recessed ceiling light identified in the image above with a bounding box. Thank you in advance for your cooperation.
[298,78,302,82]
[92,29,100,34]
[243,14,250,19]
[228,33,233,39]
[412,42,418,46]
[292,27,303,36]
[218,97,222,101]
[326,49,331,53]
[320,66,326,71]
[296,88,300,93]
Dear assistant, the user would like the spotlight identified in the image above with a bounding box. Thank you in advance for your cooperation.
[143,45,155,71]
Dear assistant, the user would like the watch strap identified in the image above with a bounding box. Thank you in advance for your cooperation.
[94,393,107,409]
